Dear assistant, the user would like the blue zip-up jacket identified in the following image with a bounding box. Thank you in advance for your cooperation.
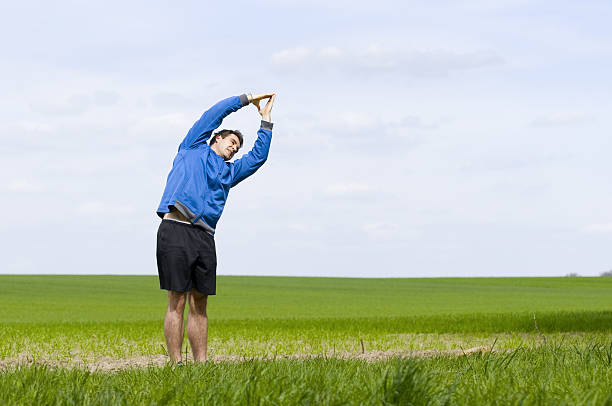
[157,94,273,234]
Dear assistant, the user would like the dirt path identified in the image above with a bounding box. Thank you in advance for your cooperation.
[0,347,491,372]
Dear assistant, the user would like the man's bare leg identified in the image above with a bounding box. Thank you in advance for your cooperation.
[186,290,208,362]
[164,290,187,363]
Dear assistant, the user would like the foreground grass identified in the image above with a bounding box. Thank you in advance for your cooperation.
[1,276,610,404]
[2,345,611,405]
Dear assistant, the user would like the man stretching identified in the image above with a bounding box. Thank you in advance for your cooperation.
[156,92,276,363]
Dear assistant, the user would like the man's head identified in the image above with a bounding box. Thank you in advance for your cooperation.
[210,129,243,161]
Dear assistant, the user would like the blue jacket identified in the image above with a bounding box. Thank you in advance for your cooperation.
[157,94,273,234]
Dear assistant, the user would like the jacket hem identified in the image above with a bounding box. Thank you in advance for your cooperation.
[169,201,216,236]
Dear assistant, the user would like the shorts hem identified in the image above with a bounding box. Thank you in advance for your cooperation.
[160,286,216,295]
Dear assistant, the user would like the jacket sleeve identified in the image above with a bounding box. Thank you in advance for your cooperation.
[229,121,273,187]
[179,94,249,149]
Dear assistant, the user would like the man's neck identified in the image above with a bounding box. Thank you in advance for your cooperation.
[210,144,222,158]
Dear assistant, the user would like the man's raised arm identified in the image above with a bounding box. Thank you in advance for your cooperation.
[230,94,276,187]
[179,94,250,149]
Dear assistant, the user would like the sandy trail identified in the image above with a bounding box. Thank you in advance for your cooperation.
[0,347,492,372]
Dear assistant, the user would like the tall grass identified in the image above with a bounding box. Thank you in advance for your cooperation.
[1,342,611,405]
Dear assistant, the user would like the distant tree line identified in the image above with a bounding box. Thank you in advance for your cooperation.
[564,271,612,277]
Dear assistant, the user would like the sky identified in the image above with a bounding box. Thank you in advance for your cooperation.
[1,0,611,277]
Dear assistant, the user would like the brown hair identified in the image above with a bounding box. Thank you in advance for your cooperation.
[209,129,243,147]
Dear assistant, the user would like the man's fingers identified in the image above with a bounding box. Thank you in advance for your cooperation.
[251,93,274,102]
[252,99,262,113]
[263,94,276,112]
[251,92,275,119]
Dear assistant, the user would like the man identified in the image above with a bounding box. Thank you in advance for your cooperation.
[156,92,276,363]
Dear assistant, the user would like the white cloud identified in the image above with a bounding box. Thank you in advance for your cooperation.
[257,0,405,11]
[325,182,371,197]
[581,223,612,233]
[271,46,313,65]
[363,222,399,240]
[16,121,56,133]
[319,112,379,135]
[151,92,196,111]
[530,113,595,127]
[287,222,324,233]
[127,113,192,140]
[305,111,437,150]
[271,45,504,76]
[77,201,135,216]
[92,90,121,106]
[5,179,45,193]
[29,91,120,116]
[6,256,36,273]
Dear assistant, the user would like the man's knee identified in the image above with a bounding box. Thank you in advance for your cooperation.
[167,290,188,312]
[189,290,207,313]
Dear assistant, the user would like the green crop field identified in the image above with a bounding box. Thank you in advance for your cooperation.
[1,275,611,405]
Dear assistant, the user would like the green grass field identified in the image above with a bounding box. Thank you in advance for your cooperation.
[1,275,611,405]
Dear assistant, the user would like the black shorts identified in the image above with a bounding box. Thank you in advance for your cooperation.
[156,219,217,295]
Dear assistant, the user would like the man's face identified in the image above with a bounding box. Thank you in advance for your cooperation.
[215,134,241,161]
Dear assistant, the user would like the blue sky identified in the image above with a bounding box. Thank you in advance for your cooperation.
[1,1,611,277]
